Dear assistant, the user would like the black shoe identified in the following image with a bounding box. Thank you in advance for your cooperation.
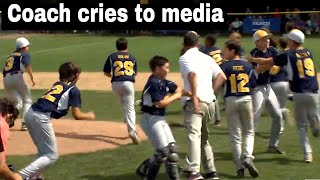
[203,172,219,179]
[236,169,244,177]
[243,158,259,178]
[213,120,221,127]
[267,146,285,154]
[186,172,204,180]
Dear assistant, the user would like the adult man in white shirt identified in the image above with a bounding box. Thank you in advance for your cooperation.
[229,18,243,32]
[179,31,226,180]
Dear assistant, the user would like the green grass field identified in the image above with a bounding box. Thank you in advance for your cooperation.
[1,34,320,179]
[0,34,319,72]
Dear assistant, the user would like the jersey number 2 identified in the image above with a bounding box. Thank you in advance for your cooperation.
[114,61,134,76]
[230,73,250,93]
[42,85,63,102]
[4,57,14,71]
[297,58,315,78]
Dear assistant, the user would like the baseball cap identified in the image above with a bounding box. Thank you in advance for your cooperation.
[184,31,200,46]
[253,29,272,42]
[284,29,305,44]
[16,37,31,49]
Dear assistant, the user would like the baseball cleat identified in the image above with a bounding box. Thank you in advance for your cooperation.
[304,153,313,163]
[213,120,221,127]
[267,146,285,154]
[186,172,204,180]
[236,168,244,177]
[21,122,27,131]
[243,158,259,178]
[203,171,219,179]
[129,132,140,145]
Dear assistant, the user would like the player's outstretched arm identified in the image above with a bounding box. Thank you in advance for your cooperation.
[255,64,273,74]
[71,107,96,120]
[153,88,182,108]
[25,65,35,86]
[247,54,273,65]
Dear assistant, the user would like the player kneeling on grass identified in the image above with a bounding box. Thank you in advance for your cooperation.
[0,98,22,180]
[18,62,96,179]
[249,29,320,163]
[220,40,259,178]
[136,56,184,180]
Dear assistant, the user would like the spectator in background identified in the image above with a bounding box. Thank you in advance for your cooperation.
[294,18,306,32]
[292,8,301,20]
[264,6,271,18]
[229,18,243,33]
[306,8,320,34]
[285,8,292,21]
[273,8,281,19]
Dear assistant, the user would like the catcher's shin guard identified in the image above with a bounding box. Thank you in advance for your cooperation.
[164,143,180,180]
[137,152,165,180]
[136,158,150,177]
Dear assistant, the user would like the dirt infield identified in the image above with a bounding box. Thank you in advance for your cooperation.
[0,72,183,91]
[8,119,147,156]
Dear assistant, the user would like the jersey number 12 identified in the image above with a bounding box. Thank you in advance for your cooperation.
[230,73,250,93]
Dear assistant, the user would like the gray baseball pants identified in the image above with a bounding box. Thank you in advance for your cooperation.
[225,95,255,170]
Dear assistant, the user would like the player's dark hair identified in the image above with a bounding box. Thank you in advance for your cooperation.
[116,37,128,51]
[149,56,169,72]
[279,37,288,50]
[59,62,81,82]
[0,98,19,127]
[225,40,241,56]
[184,31,200,47]
[205,34,217,46]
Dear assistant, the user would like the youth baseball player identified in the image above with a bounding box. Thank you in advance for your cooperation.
[19,62,95,179]
[279,37,294,103]
[248,29,284,154]
[2,37,35,131]
[269,41,291,132]
[199,34,223,126]
[220,40,259,178]
[179,31,226,180]
[136,56,182,180]
[250,29,320,163]
[103,37,139,144]
[229,32,245,59]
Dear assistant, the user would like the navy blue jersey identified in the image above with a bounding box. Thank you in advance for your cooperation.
[141,75,177,116]
[250,46,279,86]
[274,48,318,93]
[32,81,82,119]
[103,51,137,83]
[221,60,255,97]
[199,46,223,65]
[3,51,31,77]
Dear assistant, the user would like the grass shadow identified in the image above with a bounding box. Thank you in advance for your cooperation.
[254,157,303,165]
[55,132,129,146]
[81,173,139,180]
[254,132,270,140]
[81,172,169,180]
